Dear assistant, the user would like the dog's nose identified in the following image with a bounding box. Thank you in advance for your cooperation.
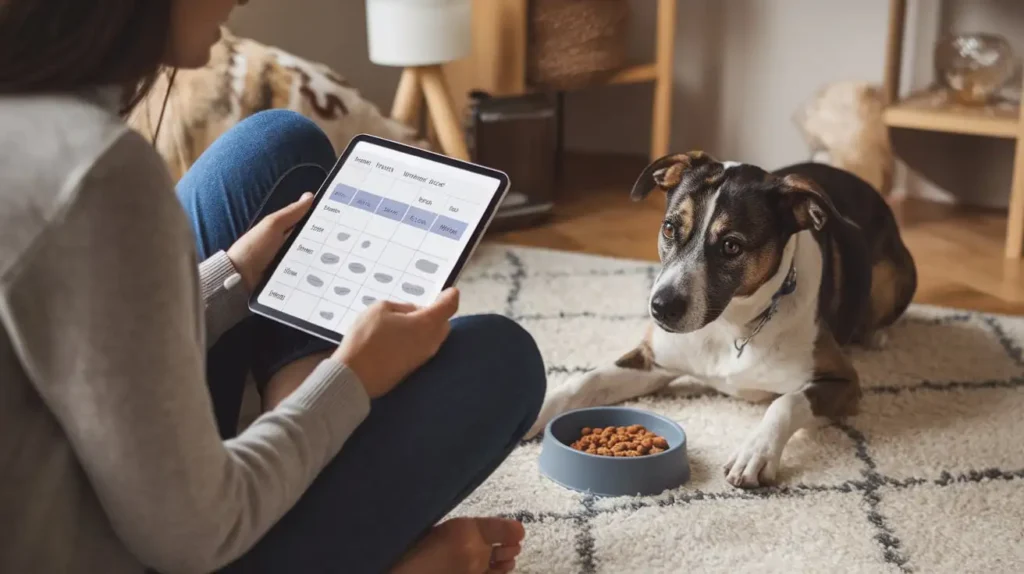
[650,292,688,326]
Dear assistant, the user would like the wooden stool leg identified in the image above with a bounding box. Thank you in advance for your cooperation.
[420,65,470,161]
[391,67,423,128]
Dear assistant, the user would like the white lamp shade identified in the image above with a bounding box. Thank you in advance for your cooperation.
[366,0,471,67]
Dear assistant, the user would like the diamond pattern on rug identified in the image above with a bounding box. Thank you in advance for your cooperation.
[450,245,1024,574]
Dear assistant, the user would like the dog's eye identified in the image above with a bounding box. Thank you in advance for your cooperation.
[722,239,742,257]
[661,222,676,240]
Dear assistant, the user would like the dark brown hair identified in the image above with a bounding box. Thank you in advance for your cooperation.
[0,0,173,114]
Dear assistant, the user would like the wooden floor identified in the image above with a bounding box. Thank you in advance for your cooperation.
[488,153,1024,316]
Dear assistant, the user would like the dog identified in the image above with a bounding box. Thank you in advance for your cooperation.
[128,28,427,182]
[527,152,917,488]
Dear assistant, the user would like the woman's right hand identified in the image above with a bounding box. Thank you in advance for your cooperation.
[334,288,460,398]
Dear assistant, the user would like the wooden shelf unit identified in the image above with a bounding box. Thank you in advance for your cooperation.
[883,0,1024,258]
[442,0,677,161]
[884,89,1021,139]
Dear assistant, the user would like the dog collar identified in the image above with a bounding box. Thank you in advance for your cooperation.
[733,262,797,357]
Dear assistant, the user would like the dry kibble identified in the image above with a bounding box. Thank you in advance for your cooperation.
[568,425,670,457]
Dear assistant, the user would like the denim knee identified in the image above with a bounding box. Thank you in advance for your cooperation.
[236,109,336,173]
[456,314,547,422]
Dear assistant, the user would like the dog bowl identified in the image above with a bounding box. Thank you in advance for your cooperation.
[538,407,690,497]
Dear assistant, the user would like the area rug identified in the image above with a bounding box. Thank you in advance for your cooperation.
[450,244,1024,574]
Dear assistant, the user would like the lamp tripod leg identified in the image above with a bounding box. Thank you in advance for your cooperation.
[419,65,470,161]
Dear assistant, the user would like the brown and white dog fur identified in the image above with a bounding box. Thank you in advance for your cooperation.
[526,152,917,488]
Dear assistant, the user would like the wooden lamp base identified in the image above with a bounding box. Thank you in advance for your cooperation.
[390,65,470,161]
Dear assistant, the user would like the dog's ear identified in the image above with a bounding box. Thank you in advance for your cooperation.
[629,151,714,202]
[775,174,842,232]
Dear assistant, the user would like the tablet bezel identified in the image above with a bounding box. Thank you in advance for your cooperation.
[247,133,510,344]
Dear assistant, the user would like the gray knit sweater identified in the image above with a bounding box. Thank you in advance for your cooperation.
[0,90,370,573]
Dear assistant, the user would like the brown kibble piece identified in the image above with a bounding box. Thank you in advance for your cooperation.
[581,427,592,436]
[611,443,627,453]
[650,446,665,454]
[627,424,643,434]
[652,437,669,449]
[638,444,650,454]
[614,451,628,457]
[641,438,653,449]
[607,436,619,447]
[616,426,626,434]
[597,447,611,456]
[592,428,603,435]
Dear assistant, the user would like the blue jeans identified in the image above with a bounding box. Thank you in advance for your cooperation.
[176,110,546,573]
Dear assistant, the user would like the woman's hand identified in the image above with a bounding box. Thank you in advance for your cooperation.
[390,517,526,574]
[335,288,460,398]
[227,192,314,290]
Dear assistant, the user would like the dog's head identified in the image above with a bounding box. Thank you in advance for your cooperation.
[631,151,837,333]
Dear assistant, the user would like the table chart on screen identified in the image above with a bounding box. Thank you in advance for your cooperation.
[256,144,491,336]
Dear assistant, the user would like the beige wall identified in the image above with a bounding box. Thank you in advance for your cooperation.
[229,0,1023,207]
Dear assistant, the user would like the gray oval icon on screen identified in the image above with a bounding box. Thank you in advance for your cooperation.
[402,283,425,296]
[415,259,439,274]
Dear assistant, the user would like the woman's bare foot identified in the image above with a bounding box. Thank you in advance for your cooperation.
[390,517,525,574]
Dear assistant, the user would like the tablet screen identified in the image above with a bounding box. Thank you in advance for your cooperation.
[253,137,506,340]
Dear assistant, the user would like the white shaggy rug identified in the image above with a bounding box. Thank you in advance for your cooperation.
[450,244,1024,574]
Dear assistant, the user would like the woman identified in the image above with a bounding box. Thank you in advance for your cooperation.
[0,1,545,573]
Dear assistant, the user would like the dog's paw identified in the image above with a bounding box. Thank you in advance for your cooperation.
[724,432,783,489]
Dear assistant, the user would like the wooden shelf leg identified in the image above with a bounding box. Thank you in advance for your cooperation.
[882,0,907,200]
[420,65,471,161]
[1005,104,1024,258]
[650,0,677,161]
[391,67,423,128]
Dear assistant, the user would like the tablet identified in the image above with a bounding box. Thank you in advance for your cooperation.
[249,134,510,344]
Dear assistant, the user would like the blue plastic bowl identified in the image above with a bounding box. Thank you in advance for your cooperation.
[538,407,690,497]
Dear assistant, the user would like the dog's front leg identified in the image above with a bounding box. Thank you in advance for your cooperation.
[725,329,861,488]
[526,366,675,438]
[526,338,676,438]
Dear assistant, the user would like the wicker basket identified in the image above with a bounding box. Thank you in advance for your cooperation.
[527,0,630,90]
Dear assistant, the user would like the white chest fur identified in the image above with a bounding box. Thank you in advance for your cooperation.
[650,232,823,398]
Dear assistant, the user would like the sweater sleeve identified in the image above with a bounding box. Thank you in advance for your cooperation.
[0,131,370,573]
[197,249,251,347]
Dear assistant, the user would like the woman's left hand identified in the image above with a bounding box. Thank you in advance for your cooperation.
[227,192,315,291]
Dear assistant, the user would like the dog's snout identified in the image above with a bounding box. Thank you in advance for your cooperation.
[650,292,688,326]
